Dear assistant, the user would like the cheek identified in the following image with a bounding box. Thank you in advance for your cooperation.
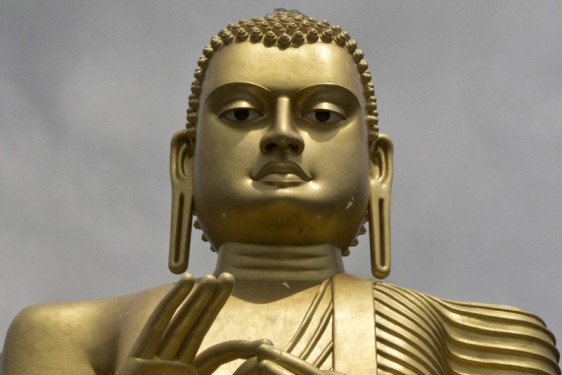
[192,127,258,199]
[193,130,224,204]
[194,123,236,173]
[198,118,264,160]
[318,133,371,202]
[310,128,370,177]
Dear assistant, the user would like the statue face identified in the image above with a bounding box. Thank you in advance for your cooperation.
[192,42,371,251]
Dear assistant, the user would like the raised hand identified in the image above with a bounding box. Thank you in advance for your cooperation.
[117,273,236,375]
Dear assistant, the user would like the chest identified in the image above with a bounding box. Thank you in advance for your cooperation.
[201,286,333,374]
[116,282,333,374]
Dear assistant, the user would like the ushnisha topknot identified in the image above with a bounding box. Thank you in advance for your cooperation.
[185,10,379,141]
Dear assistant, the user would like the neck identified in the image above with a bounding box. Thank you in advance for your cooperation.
[214,242,345,282]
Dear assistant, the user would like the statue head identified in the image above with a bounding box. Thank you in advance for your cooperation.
[169,10,393,278]
[184,11,379,136]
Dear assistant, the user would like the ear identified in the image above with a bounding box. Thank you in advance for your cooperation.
[369,133,393,189]
[169,129,196,274]
[368,134,393,279]
[170,128,196,184]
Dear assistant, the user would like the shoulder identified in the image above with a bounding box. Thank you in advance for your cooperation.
[2,298,119,374]
[1,283,173,375]
[373,282,560,374]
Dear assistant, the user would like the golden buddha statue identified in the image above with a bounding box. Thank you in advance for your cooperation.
[1,10,559,375]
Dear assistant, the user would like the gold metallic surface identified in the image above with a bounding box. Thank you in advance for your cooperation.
[191,41,373,257]
[1,10,559,375]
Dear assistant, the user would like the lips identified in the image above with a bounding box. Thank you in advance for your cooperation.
[251,161,312,182]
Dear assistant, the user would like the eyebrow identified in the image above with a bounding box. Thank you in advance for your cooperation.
[205,82,271,104]
[205,82,360,104]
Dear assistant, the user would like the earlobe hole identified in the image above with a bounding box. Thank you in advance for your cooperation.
[378,198,386,267]
[173,193,185,264]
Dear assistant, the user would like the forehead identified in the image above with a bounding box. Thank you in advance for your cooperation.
[200,42,364,99]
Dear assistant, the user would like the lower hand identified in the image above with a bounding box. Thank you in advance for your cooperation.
[234,344,345,375]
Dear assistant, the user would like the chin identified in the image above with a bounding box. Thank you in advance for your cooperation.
[200,201,365,251]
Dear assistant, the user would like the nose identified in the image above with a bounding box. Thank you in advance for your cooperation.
[260,97,304,155]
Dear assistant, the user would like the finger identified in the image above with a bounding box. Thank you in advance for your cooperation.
[157,274,218,360]
[130,274,195,359]
[257,345,322,375]
[194,339,272,375]
[176,272,235,363]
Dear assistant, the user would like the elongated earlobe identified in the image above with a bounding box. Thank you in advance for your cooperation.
[369,197,390,279]
[368,134,393,279]
[169,129,196,274]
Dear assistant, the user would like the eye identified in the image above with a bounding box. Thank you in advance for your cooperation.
[302,107,346,125]
[220,107,262,123]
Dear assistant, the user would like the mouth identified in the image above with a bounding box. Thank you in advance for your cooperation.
[251,161,313,184]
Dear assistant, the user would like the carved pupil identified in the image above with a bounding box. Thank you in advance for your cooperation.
[315,110,331,122]
[234,109,250,121]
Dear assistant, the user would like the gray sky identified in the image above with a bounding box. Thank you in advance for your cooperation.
[1,1,561,351]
